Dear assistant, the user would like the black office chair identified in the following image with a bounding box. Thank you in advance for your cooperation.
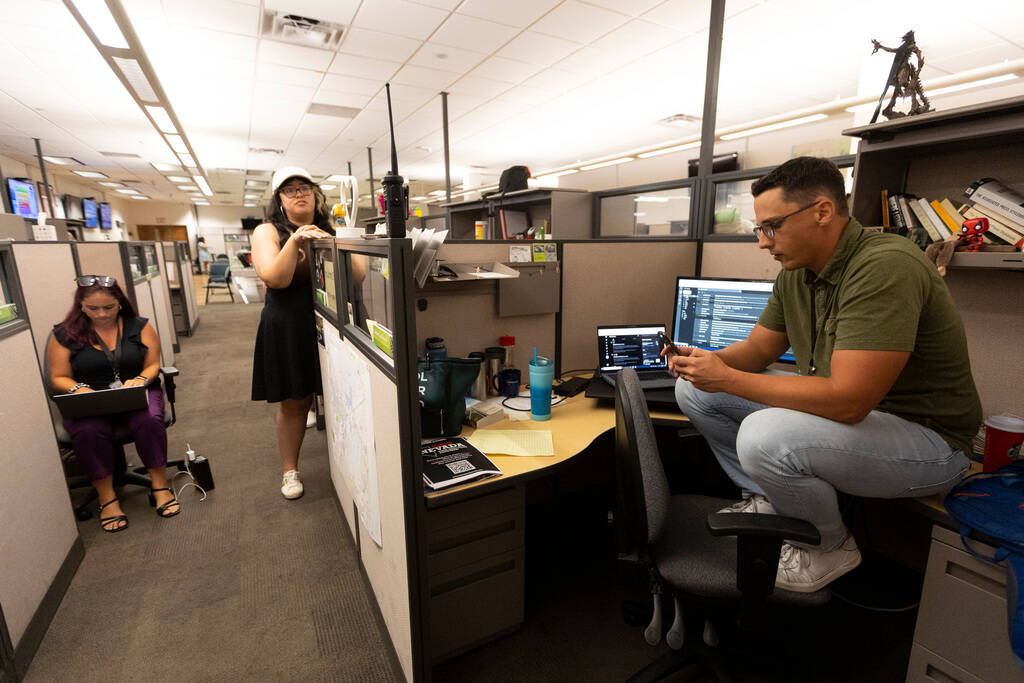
[43,333,186,520]
[205,260,234,303]
[614,368,830,682]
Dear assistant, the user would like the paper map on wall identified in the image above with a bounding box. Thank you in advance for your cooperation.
[323,326,382,546]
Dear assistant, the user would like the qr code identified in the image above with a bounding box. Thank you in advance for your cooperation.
[447,460,473,475]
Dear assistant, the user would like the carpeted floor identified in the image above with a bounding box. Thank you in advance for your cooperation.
[25,300,401,683]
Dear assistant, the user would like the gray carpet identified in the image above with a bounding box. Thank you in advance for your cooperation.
[25,301,401,683]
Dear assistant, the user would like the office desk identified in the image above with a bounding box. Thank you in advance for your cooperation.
[423,391,687,662]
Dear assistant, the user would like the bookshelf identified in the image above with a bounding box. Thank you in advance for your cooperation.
[844,95,1024,271]
[443,188,591,241]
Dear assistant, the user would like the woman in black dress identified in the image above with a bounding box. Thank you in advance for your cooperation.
[251,167,334,499]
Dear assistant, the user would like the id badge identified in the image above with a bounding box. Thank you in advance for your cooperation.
[109,379,123,389]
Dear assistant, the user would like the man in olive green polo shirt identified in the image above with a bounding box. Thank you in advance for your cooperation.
[668,156,981,593]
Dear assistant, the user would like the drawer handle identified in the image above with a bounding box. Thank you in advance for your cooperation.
[945,560,1005,598]
[431,560,516,596]
[429,520,516,554]
[924,663,960,683]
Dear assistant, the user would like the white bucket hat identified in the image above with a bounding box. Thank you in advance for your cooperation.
[271,166,314,194]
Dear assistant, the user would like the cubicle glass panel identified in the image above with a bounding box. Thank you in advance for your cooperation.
[343,251,396,360]
[311,242,338,323]
[127,244,146,282]
[711,178,757,236]
[143,244,159,277]
[594,180,697,238]
[224,233,251,267]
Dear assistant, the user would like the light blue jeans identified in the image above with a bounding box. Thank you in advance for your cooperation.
[675,379,969,550]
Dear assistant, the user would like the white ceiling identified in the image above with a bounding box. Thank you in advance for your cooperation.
[0,0,1022,206]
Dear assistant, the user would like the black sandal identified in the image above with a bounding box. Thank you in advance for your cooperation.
[98,497,128,533]
[148,487,180,518]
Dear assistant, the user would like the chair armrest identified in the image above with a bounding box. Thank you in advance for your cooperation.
[706,512,820,546]
[160,366,179,378]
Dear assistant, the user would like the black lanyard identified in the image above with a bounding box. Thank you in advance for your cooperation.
[95,320,124,385]
[809,287,818,376]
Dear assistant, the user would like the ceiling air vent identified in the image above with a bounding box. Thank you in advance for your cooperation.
[249,147,284,155]
[262,12,344,50]
[657,113,702,128]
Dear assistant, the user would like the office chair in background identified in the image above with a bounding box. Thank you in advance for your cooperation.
[43,333,187,520]
[205,261,234,304]
[613,368,831,682]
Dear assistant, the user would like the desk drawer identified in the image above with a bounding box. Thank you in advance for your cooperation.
[427,504,524,576]
[429,548,524,662]
[912,526,1021,682]
[907,644,984,683]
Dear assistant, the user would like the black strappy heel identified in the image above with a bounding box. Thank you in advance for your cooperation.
[98,497,128,533]
[148,487,181,518]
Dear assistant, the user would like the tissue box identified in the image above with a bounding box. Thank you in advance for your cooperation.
[465,399,504,428]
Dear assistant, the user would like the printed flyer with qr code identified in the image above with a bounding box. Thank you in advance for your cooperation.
[421,437,502,491]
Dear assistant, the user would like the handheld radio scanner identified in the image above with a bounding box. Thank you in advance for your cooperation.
[381,83,409,238]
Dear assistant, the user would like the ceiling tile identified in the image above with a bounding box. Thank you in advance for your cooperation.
[313,89,373,109]
[328,53,402,81]
[320,73,383,96]
[409,42,487,73]
[352,0,450,40]
[497,31,582,66]
[339,27,422,62]
[468,56,542,84]
[443,92,488,116]
[642,0,711,33]
[295,113,350,139]
[393,64,459,90]
[258,40,334,70]
[456,0,562,28]
[588,19,680,64]
[430,13,519,53]
[263,0,361,25]
[578,0,662,16]
[410,0,464,11]
[256,63,325,88]
[520,68,580,92]
[162,0,259,35]
[253,81,317,103]
[446,75,511,99]
[556,46,624,77]
[531,1,629,44]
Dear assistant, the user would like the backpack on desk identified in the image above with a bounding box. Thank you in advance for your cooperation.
[417,356,482,438]
[944,461,1024,668]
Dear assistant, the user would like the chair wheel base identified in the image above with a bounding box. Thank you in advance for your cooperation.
[75,508,93,521]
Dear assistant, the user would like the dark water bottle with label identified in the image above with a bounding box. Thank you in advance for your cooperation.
[425,337,447,361]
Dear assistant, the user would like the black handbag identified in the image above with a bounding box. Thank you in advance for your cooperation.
[417,356,482,437]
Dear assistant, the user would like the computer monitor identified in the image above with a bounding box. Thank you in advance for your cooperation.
[671,277,795,363]
[64,194,84,221]
[99,202,112,229]
[82,198,98,228]
[6,178,39,219]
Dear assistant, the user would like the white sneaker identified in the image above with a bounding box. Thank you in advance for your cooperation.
[281,470,304,499]
[306,411,316,429]
[718,494,775,514]
[775,534,861,593]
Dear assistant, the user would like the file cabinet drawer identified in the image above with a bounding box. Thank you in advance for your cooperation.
[906,644,983,683]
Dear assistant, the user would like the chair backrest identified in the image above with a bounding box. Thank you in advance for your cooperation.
[209,261,231,281]
[614,368,671,547]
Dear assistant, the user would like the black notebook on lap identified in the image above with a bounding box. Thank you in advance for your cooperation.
[53,385,149,419]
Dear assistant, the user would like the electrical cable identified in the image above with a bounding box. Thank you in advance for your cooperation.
[558,368,593,380]
[173,456,208,501]
[501,395,566,411]
[830,591,919,613]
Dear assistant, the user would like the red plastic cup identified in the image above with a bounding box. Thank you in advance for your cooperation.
[982,415,1024,472]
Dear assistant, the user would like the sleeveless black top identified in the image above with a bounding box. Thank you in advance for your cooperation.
[53,316,149,389]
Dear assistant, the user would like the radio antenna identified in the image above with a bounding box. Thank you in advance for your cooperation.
[386,83,398,176]
[381,83,407,238]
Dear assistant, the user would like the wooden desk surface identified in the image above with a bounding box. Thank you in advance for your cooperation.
[425,393,688,503]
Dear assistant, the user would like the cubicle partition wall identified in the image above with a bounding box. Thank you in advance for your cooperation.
[8,243,78,364]
[163,241,199,336]
[0,244,84,682]
[72,241,135,306]
[314,237,429,683]
[126,243,174,368]
[699,241,780,280]
[143,242,179,356]
[560,240,699,372]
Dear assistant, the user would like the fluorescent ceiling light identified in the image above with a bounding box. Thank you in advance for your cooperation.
[410,196,427,201]
[845,74,1019,113]
[720,114,828,140]
[130,195,150,200]
[193,200,210,205]
[98,181,124,187]
[580,157,634,171]
[325,174,349,182]
[111,56,158,102]
[319,184,335,190]
[165,134,189,154]
[167,175,190,183]
[74,170,108,178]
[634,212,647,217]
[243,203,257,207]
[193,175,214,197]
[428,190,446,196]
[246,179,267,187]
[152,162,182,172]
[244,194,260,199]
[637,141,701,159]
[635,196,669,203]
[43,155,84,165]
[534,169,579,182]
[145,106,176,134]
[68,0,129,49]
[115,188,139,194]
[179,185,199,191]
[178,154,196,168]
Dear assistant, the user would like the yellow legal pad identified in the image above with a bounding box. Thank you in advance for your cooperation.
[466,430,554,457]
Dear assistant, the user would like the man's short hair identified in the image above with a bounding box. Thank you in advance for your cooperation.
[751,157,849,216]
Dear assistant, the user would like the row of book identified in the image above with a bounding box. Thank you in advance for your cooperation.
[880,178,1024,249]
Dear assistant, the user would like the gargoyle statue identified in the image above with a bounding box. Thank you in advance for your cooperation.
[870,30,933,123]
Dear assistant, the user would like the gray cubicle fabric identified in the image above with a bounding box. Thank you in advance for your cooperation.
[24,303,401,682]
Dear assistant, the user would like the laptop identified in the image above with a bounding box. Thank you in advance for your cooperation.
[53,384,150,420]
[594,324,677,390]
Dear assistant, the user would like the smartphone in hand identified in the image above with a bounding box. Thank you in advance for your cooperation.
[657,331,682,357]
